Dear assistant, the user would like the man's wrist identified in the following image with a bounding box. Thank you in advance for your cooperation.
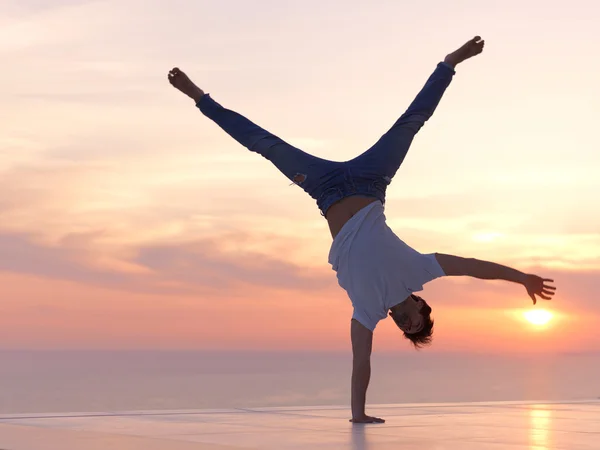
[517,272,529,285]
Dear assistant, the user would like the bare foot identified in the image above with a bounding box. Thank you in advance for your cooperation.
[350,415,385,424]
[444,36,485,67]
[168,67,205,103]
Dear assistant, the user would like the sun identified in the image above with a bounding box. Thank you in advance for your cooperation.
[523,309,553,326]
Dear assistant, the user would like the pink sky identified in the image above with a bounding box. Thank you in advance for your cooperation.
[1,0,599,352]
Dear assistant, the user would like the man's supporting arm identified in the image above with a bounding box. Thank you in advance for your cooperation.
[350,319,384,423]
[351,318,371,419]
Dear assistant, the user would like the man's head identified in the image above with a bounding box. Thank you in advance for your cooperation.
[389,294,434,349]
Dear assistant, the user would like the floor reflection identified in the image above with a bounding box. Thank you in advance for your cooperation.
[529,405,552,450]
[350,424,369,450]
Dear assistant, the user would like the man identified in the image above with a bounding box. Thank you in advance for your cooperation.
[168,36,557,424]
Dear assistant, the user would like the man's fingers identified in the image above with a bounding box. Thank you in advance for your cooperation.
[540,293,552,301]
[543,278,554,283]
[542,289,555,296]
[543,285,557,291]
[529,293,537,305]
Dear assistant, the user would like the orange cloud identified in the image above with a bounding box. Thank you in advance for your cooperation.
[1,245,598,352]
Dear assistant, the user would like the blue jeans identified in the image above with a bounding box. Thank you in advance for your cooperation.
[197,62,455,217]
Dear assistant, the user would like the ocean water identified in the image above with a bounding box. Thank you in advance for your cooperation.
[1,351,598,414]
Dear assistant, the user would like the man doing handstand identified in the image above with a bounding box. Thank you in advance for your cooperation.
[168,36,556,423]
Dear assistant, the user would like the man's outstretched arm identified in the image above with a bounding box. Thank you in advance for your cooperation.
[434,253,557,304]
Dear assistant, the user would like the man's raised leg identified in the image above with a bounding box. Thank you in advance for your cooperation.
[349,36,485,181]
[168,68,326,187]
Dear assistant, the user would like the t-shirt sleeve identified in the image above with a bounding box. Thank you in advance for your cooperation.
[352,308,378,332]
[422,253,446,279]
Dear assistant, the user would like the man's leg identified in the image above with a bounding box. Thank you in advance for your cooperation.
[168,67,329,188]
[197,94,327,186]
[348,62,455,180]
[349,36,484,181]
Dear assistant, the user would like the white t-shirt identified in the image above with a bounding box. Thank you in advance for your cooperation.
[328,201,445,331]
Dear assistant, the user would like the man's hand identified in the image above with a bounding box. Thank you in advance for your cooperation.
[524,275,556,305]
[350,415,385,424]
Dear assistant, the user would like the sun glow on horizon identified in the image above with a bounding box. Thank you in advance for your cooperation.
[523,309,554,327]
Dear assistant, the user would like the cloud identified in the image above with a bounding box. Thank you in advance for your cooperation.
[134,237,332,293]
[2,224,599,321]
[0,231,132,289]
[0,230,335,298]
[13,89,154,104]
[0,0,109,54]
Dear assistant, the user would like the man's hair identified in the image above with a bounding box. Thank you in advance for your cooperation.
[393,296,435,349]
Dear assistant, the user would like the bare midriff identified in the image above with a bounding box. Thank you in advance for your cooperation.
[326,195,379,239]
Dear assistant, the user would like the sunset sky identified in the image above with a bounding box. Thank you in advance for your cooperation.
[1,0,599,352]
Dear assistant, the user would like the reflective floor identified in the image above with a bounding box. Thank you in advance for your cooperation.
[1,400,599,449]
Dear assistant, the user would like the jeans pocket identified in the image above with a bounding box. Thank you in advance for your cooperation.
[317,185,344,203]
[369,177,389,198]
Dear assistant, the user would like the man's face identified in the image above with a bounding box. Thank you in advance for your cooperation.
[390,295,427,334]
